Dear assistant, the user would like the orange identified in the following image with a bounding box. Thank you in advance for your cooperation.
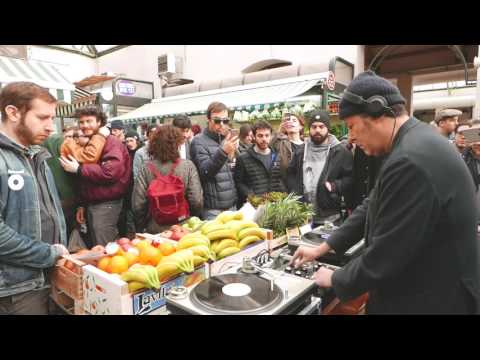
[97,257,111,273]
[135,240,151,251]
[109,255,129,274]
[139,245,163,266]
[124,251,139,267]
[159,242,176,256]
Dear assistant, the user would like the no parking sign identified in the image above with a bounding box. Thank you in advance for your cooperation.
[326,71,336,91]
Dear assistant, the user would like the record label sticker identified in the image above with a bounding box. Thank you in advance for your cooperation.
[222,283,251,297]
[8,174,24,191]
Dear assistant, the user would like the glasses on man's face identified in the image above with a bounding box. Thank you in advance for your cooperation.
[212,117,230,125]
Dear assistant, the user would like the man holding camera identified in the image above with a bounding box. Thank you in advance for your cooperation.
[291,71,480,314]
[190,101,238,220]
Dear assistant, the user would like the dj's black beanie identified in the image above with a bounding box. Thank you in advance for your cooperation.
[339,70,406,119]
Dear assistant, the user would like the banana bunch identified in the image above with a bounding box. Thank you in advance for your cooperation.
[175,232,215,268]
[121,264,161,293]
[201,213,266,260]
[157,249,196,282]
[215,210,244,224]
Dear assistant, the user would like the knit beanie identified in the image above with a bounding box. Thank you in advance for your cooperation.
[110,120,125,130]
[125,129,140,140]
[306,109,330,129]
[339,70,406,119]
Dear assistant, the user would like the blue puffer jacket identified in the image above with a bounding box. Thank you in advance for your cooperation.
[0,133,66,298]
[190,128,237,210]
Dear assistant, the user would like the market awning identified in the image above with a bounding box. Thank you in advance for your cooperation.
[0,55,75,102]
[56,92,98,118]
[109,72,329,123]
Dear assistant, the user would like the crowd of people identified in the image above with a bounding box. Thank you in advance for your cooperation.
[1,70,480,314]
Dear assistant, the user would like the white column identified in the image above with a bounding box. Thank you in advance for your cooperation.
[475,45,480,119]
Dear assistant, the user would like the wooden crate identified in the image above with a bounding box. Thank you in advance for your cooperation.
[50,253,103,315]
[51,255,85,300]
[50,285,86,315]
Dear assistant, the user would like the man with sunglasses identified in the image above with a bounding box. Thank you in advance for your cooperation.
[190,101,238,220]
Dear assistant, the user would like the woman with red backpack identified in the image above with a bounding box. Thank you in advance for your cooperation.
[132,125,203,233]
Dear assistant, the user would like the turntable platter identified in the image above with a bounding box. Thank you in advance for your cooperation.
[190,273,283,314]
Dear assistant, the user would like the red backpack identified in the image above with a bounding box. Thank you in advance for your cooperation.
[146,160,190,225]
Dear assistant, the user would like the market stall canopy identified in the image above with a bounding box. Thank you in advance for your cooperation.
[0,55,75,101]
[109,72,329,123]
[56,87,98,118]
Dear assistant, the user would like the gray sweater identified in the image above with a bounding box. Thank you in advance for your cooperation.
[132,158,203,233]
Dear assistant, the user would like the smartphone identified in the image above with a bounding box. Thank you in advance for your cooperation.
[230,128,240,137]
[460,127,480,145]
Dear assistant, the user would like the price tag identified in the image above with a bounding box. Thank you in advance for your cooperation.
[299,223,313,235]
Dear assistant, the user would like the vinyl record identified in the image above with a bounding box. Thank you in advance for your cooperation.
[190,273,283,314]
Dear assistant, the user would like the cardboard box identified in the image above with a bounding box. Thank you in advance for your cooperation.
[82,265,205,315]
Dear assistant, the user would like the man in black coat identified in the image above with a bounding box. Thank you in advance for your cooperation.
[234,120,285,207]
[287,110,353,226]
[190,102,238,220]
[291,71,480,314]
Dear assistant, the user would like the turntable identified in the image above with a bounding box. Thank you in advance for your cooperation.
[288,223,365,266]
[166,262,320,315]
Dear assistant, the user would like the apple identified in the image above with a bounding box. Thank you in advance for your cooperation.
[120,243,132,252]
[117,238,131,246]
[170,225,182,232]
[160,230,173,239]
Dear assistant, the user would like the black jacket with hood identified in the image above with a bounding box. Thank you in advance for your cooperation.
[234,146,286,206]
[287,134,354,217]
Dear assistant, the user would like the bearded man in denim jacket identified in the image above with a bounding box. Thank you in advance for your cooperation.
[0,82,69,315]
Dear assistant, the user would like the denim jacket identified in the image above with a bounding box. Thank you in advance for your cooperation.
[0,133,66,297]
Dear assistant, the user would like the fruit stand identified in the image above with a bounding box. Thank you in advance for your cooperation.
[50,194,367,315]
[50,210,274,315]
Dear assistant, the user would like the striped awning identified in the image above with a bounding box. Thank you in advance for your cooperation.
[0,55,75,102]
[109,72,328,123]
[72,87,92,100]
[56,93,98,118]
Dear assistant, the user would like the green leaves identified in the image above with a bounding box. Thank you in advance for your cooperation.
[259,193,314,238]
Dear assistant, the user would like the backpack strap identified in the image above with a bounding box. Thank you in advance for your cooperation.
[147,159,181,178]
[146,161,163,179]
[170,158,181,175]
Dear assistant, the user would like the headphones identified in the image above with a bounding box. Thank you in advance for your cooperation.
[342,91,397,118]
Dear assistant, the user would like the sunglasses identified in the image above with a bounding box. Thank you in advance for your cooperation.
[212,117,230,125]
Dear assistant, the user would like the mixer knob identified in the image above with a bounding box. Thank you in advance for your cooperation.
[285,266,293,273]
[295,270,303,277]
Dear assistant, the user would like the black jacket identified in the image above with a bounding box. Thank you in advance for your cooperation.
[351,146,384,209]
[286,138,354,215]
[234,146,286,206]
[328,118,480,314]
[190,128,237,210]
[462,148,480,191]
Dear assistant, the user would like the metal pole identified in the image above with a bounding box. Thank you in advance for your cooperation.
[475,45,480,120]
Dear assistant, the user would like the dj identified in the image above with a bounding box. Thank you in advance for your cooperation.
[291,71,480,314]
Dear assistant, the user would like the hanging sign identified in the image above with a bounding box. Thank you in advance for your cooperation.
[326,71,336,91]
